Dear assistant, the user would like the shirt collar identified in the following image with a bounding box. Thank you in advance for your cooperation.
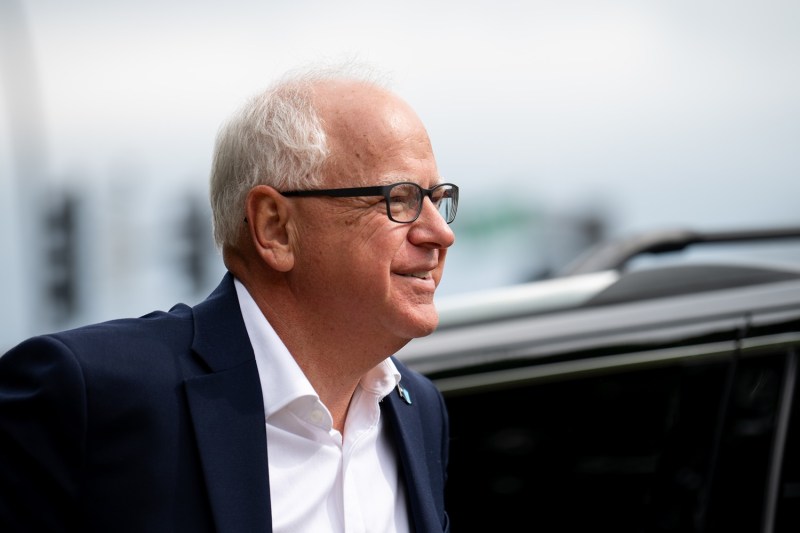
[361,358,402,399]
[234,278,316,419]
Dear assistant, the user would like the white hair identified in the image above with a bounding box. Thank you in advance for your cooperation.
[209,63,387,249]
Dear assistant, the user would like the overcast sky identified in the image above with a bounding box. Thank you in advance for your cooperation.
[2,0,799,344]
[5,0,799,227]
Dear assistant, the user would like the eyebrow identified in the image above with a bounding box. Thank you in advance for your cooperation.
[377,177,444,186]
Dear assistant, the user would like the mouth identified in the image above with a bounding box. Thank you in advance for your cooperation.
[398,271,432,280]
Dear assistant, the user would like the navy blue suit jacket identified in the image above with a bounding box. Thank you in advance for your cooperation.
[0,274,450,532]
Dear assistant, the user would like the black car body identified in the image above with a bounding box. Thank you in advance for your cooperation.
[397,228,800,532]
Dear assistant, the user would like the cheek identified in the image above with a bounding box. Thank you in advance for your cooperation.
[302,233,384,289]
[433,249,449,281]
[295,213,407,285]
[351,222,407,266]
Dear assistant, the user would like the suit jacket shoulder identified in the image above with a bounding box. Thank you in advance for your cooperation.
[0,273,267,533]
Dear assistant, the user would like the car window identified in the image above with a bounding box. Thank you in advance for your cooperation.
[442,345,797,532]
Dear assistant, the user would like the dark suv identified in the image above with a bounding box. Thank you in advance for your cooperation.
[397,227,800,532]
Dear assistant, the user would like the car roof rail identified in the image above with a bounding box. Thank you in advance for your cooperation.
[559,226,800,276]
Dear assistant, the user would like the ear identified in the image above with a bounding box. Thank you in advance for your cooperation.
[244,185,295,272]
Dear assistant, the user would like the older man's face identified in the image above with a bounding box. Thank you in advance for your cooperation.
[286,82,455,351]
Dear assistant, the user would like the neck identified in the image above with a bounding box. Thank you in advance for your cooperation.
[230,259,401,432]
[240,278,391,433]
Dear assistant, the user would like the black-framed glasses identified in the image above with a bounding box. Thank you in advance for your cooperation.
[281,182,459,224]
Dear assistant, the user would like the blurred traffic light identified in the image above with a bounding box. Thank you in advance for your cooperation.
[178,194,212,294]
[42,191,78,320]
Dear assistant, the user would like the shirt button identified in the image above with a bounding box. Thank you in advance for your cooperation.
[309,409,324,424]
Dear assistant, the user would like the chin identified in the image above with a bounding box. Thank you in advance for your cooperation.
[397,307,440,339]
[381,297,440,340]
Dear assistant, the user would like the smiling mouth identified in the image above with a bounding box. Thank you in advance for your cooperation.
[398,271,431,280]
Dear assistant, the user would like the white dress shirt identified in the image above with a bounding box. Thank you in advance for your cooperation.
[234,279,410,533]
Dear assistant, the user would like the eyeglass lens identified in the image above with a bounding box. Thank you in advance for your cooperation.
[388,183,457,223]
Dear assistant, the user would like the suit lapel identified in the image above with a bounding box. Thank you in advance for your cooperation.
[184,274,272,533]
[383,389,441,533]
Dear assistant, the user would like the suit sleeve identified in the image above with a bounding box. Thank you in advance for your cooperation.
[0,336,88,532]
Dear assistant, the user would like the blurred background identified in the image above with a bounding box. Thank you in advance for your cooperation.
[2,0,799,351]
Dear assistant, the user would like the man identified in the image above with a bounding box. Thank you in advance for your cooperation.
[0,66,457,532]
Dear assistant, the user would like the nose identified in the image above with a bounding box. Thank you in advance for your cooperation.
[408,196,456,249]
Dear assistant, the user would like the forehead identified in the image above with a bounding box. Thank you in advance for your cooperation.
[313,81,438,187]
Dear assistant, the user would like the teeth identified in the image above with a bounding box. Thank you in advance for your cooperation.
[403,272,429,279]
